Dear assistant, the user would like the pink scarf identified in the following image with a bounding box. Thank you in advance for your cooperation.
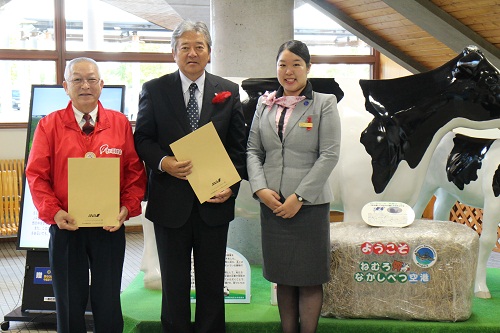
[262,90,306,110]
[262,91,306,137]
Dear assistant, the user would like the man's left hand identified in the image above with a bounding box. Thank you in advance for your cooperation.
[206,188,233,204]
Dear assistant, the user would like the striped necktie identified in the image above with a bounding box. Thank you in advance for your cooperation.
[82,114,94,135]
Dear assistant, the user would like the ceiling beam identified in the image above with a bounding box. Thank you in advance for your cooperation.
[306,0,428,73]
[166,0,210,25]
[381,0,500,69]
[100,0,182,30]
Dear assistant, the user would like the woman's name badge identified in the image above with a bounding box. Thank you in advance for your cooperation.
[85,152,96,158]
[300,116,313,131]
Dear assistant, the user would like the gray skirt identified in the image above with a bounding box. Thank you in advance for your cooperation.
[260,203,331,286]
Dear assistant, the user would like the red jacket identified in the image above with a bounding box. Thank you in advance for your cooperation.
[25,101,146,225]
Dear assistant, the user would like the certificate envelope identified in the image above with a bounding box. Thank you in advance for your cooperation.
[170,122,241,203]
[68,158,120,227]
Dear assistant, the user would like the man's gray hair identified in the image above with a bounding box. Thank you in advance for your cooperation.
[64,57,101,80]
[171,21,212,52]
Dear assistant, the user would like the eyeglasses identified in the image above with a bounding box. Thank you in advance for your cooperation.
[68,78,101,86]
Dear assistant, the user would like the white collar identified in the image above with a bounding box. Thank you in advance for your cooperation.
[179,71,205,95]
[73,106,98,123]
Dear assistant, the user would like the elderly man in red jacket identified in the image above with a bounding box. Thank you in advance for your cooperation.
[25,57,146,333]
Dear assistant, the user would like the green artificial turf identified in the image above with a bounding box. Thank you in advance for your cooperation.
[122,266,500,333]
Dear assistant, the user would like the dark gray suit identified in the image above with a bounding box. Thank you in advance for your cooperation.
[134,70,247,333]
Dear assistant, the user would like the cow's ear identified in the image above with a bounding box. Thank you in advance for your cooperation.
[454,52,482,78]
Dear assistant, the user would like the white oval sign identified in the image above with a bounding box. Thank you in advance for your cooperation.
[361,201,415,227]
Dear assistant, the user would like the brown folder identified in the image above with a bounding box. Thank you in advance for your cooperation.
[68,158,120,227]
[170,122,241,203]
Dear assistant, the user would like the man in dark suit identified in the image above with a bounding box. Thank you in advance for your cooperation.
[133,20,247,333]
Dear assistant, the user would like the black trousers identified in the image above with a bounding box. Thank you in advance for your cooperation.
[48,225,125,333]
[154,204,229,333]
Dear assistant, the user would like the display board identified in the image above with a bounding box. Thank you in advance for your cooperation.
[17,84,126,250]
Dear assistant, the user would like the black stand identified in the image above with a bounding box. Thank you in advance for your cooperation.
[1,250,93,331]
[2,307,56,331]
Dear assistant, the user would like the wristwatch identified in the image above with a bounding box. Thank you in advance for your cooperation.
[295,193,303,202]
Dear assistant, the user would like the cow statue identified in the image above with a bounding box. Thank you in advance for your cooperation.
[413,131,500,298]
[329,45,500,223]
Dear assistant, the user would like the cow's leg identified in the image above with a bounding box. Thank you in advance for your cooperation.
[413,186,439,219]
[474,202,498,298]
[474,198,500,298]
[140,202,162,290]
[342,201,365,222]
[432,189,457,221]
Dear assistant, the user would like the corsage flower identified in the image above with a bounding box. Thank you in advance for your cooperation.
[212,91,232,104]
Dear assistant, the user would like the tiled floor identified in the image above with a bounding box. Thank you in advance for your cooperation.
[0,231,144,333]
[1,232,500,332]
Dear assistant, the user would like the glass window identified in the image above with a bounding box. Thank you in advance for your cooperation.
[309,63,371,80]
[308,64,371,113]
[0,60,178,123]
[296,3,374,117]
[0,0,55,50]
[294,3,371,56]
[65,0,173,53]
[0,0,376,124]
[96,62,178,121]
[0,60,56,122]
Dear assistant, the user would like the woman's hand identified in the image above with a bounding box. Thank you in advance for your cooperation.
[256,188,281,211]
[273,193,303,219]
